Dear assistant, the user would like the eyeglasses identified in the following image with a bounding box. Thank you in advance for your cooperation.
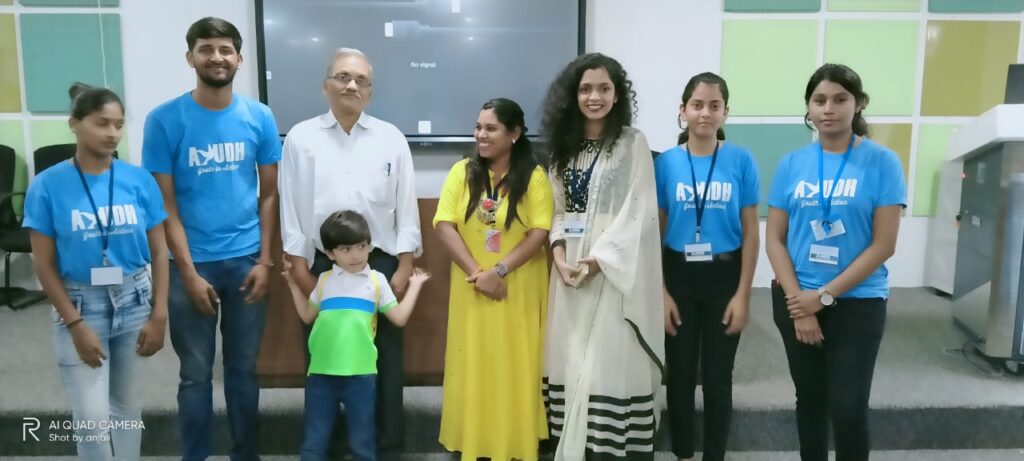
[327,72,372,88]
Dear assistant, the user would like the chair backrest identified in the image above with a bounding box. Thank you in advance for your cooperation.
[33,143,76,175]
[0,145,16,228]
[33,144,120,176]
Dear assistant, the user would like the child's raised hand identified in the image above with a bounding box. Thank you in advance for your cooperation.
[409,267,431,285]
[281,259,294,282]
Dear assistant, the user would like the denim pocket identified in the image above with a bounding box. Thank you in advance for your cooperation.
[135,281,154,308]
[53,295,86,366]
[51,293,84,326]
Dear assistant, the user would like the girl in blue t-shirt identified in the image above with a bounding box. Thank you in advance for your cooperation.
[23,84,169,461]
[655,72,760,461]
[766,64,906,461]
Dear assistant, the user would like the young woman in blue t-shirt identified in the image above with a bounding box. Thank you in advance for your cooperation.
[766,64,906,461]
[23,84,169,461]
[655,72,760,461]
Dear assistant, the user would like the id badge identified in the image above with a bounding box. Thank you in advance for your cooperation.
[485,229,501,253]
[564,213,587,239]
[91,266,123,286]
[810,219,847,241]
[809,244,839,265]
[684,243,713,262]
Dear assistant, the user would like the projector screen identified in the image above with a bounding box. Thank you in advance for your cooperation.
[256,0,583,138]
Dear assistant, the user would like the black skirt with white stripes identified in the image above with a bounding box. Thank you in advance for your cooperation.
[543,377,657,460]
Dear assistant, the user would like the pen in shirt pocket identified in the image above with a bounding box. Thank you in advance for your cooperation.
[386,162,391,176]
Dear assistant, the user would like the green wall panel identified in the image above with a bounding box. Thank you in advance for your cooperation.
[29,120,76,159]
[21,14,124,114]
[725,0,821,12]
[921,21,1020,116]
[914,124,959,216]
[0,15,21,112]
[722,20,819,116]
[868,123,912,185]
[725,124,813,217]
[929,0,1024,12]
[825,20,920,116]
[828,0,921,11]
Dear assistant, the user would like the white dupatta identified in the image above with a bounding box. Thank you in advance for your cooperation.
[549,127,665,460]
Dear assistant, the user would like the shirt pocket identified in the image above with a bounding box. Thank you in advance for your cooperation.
[366,161,396,205]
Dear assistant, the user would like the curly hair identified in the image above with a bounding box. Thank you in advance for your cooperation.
[541,53,637,175]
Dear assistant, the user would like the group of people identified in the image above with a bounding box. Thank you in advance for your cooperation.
[22,14,905,461]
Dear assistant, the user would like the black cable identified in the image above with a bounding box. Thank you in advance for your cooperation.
[942,339,1004,377]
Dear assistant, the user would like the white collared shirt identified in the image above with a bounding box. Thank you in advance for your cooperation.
[279,111,422,266]
[310,264,397,312]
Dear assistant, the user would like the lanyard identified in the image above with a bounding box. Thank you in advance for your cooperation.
[73,157,115,263]
[484,173,508,202]
[567,150,601,211]
[685,141,719,243]
[817,134,855,233]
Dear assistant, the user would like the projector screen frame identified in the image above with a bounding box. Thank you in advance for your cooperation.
[254,0,588,141]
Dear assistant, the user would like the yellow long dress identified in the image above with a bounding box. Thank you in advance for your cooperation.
[434,159,553,461]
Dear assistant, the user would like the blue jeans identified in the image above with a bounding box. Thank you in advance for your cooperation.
[301,374,377,461]
[54,269,153,461]
[168,254,268,461]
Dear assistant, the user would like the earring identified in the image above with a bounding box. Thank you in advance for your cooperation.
[512,138,518,144]
[677,115,687,131]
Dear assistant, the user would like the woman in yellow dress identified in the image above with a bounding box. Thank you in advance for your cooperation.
[434,98,553,460]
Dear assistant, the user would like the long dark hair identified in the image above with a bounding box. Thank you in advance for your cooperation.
[69,82,123,120]
[463,98,537,231]
[677,72,729,145]
[541,53,637,175]
[804,63,870,137]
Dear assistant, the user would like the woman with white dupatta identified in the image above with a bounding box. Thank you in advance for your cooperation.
[540,53,665,461]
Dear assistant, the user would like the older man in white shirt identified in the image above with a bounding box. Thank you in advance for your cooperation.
[279,47,421,457]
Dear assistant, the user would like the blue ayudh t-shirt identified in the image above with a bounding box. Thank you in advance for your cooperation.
[656,142,760,254]
[22,159,168,284]
[142,92,281,263]
[768,138,906,299]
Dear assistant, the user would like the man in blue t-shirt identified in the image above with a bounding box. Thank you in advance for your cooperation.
[141,17,281,461]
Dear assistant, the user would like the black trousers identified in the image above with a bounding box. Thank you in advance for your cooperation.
[310,249,404,457]
[663,247,742,461]
[772,283,887,461]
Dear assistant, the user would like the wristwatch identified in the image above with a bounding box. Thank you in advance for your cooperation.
[494,263,509,278]
[817,287,837,308]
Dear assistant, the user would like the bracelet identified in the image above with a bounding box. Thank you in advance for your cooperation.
[255,259,274,268]
[65,318,84,330]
